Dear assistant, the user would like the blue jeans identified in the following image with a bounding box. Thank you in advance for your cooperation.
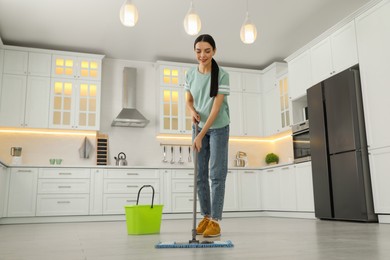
[193,125,229,220]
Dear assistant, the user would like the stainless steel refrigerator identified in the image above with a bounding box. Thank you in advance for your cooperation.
[307,65,377,222]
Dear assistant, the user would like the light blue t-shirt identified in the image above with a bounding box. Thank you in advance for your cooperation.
[184,67,230,129]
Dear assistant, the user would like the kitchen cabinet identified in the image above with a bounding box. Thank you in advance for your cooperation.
[169,169,199,213]
[0,164,8,218]
[310,21,358,85]
[7,168,38,217]
[158,64,193,134]
[226,69,262,93]
[368,147,390,214]
[288,50,312,100]
[279,165,297,211]
[52,55,102,81]
[224,170,239,211]
[0,50,51,128]
[228,92,243,136]
[294,162,314,212]
[355,0,390,150]
[49,79,100,130]
[90,169,104,215]
[36,168,91,216]
[260,167,281,211]
[103,169,161,214]
[237,169,260,210]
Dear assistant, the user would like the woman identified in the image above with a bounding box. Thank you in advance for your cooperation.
[184,34,230,238]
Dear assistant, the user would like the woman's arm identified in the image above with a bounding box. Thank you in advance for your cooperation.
[193,93,225,151]
[185,91,200,123]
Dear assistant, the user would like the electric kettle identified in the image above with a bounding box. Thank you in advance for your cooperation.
[114,152,128,166]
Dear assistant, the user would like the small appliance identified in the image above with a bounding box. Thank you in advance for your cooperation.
[10,147,22,165]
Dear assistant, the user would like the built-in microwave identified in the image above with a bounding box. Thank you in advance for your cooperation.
[292,120,311,163]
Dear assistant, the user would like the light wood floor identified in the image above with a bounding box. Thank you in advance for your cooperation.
[1,217,390,260]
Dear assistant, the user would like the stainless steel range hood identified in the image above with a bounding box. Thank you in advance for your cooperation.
[111,67,149,127]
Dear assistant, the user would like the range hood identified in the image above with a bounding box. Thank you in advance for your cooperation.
[111,67,150,127]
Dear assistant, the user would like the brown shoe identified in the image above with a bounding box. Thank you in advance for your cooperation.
[196,217,210,235]
[203,219,221,237]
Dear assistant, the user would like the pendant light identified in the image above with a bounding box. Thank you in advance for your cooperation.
[240,1,257,44]
[119,0,139,27]
[183,0,201,36]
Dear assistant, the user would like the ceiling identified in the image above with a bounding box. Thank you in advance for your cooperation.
[0,0,372,70]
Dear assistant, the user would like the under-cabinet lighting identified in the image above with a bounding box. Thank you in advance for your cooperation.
[0,128,96,136]
[156,134,291,143]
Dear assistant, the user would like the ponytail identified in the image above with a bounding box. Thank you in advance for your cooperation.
[210,58,219,97]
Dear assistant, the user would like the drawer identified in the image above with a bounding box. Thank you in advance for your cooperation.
[37,179,90,194]
[103,194,161,214]
[36,194,89,216]
[172,169,195,179]
[103,179,160,193]
[105,169,159,179]
[171,179,194,192]
[171,193,199,213]
[39,168,91,179]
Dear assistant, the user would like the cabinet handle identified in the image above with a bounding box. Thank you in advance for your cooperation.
[266,170,274,172]
[57,201,71,204]
[187,173,194,176]
[127,173,139,176]
[244,171,255,174]
[126,200,136,203]
[188,185,194,187]
[58,185,71,189]
[59,172,72,175]
[189,199,194,202]
[281,167,289,170]
[126,185,139,188]
[17,170,32,173]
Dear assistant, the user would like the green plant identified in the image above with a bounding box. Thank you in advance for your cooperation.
[265,153,279,164]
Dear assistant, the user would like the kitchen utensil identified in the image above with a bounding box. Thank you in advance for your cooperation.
[115,152,128,166]
[170,146,175,164]
[162,146,168,163]
[178,146,184,164]
[188,146,192,162]
[10,147,22,157]
[234,151,248,167]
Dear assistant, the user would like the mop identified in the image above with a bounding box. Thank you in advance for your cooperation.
[155,124,234,249]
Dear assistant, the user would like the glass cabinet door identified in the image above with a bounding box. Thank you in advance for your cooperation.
[50,79,75,128]
[161,88,180,132]
[76,82,100,129]
[52,55,77,79]
[279,76,290,129]
[78,59,101,81]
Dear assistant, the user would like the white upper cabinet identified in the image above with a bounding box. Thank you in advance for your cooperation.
[310,21,358,85]
[242,73,261,93]
[288,50,312,100]
[3,50,51,77]
[52,55,102,81]
[355,0,390,150]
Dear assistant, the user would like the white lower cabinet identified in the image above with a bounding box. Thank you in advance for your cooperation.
[368,146,390,214]
[279,165,297,211]
[224,170,239,211]
[260,167,281,211]
[36,168,91,216]
[7,168,38,217]
[294,162,315,212]
[169,169,199,213]
[237,170,260,210]
[103,169,161,214]
[0,165,9,218]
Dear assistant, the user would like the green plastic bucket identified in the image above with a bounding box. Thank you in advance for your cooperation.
[124,185,163,235]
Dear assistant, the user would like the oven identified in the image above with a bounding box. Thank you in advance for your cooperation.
[292,120,311,163]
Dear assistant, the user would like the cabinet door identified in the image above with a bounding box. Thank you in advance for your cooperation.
[160,66,187,87]
[228,92,243,136]
[368,147,390,213]
[24,76,51,128]
[0,165,8,218]
[295,162,315,212]
[356,1,390,149]
[77,58,101,81]
[27,52,52,77]
[260,168,281,210]
[242,73,261,93]
[288,50,312,100]
[263,86,280,136]
[278,75,291,130]
[52,55,77,79]
[49,79,76,129]
[160,87,181,133]
[330,20,358,74]
[7,168,38,217]
[227,70,242,92]
[242,92,262,136]
[238,170,260,210]
[224,170,239,211]
[3,50,28,75]
[0,74,27,127]
[75,81,100,130]
[279,166,297,211]
[310,38,333,84]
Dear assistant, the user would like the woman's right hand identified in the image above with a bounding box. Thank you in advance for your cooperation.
[192,111,200,124]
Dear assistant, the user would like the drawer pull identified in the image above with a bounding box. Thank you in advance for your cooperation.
[244,171,255,174]
[17,170,32,173]
[187,173,194,176]
[188,185,194,187]
[126,185,139,188]
[59,172,72,175]
[58,186,71,189]
[126,200,136,203]
[267,170,274,172]
[127,173,139,176]
[281,167,289,170]
[189,199,194,202]
[57,201,71,204]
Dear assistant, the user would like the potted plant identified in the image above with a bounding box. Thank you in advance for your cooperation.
[265,153,279,165]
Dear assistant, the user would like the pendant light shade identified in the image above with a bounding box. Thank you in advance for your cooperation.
[119,0,139,27]
[240,12,257,44]
[183,1,201,36]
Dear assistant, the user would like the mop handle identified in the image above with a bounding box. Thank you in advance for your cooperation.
[191,123,199,242]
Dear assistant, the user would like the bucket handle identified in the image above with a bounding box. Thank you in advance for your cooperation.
[136,185,155,208]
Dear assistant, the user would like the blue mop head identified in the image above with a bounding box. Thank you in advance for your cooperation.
[155,240,234,248]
